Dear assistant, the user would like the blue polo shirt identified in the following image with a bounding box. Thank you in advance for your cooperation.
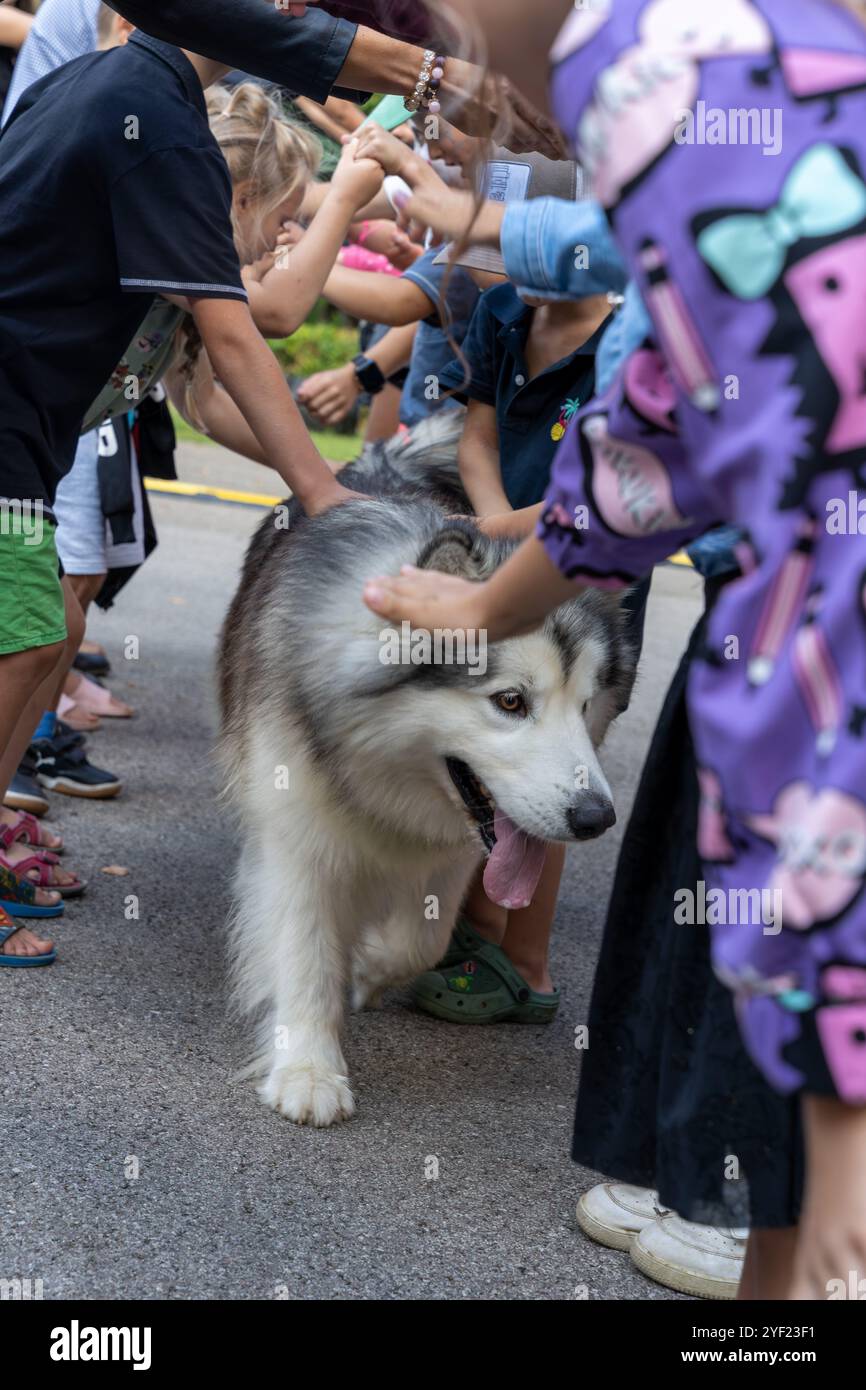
[0,33,246,509]
[439,283,609,510]
[399,248,479,429]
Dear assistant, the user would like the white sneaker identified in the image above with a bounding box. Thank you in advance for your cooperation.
[576,1183,668,1251]
[631,1212,747,1300]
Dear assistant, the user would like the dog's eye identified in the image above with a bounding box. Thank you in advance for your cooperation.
[492,690,527,718]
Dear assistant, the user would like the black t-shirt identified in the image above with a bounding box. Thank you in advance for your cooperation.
[440,283,609,510]
[0,48,15,106]
[0,32,246,507]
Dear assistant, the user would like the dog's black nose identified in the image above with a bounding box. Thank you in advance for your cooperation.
[567,796,616,841]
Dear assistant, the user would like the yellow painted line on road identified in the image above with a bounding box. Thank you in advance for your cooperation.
[144,477,281,508]
[145,479,698,568]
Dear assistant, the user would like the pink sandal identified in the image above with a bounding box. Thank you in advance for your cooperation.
[0,816,63,854]
[67,674,134,719]
[0,847,85,898]
[57,692,102,731]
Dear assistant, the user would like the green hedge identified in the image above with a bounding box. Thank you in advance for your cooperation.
[269,320,359,378]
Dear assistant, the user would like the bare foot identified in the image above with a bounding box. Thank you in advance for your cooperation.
[1,923,55,959]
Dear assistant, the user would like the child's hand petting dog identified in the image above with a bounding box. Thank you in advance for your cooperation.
[364,566,487,636]
[364,538,583,643]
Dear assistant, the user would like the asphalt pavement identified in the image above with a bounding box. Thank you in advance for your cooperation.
[1,442,704,1301]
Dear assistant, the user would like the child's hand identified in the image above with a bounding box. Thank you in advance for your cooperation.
[353,124,418,179]
[329,138,385,212]
[242,250,277,286]
[297,364,360,427]
[395,183,507,254]
[363,565,488,636]
[384,227,422,271]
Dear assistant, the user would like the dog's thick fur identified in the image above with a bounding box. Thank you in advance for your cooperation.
[218,438,638,1126]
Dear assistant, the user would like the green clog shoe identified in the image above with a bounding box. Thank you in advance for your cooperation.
[411,918,560,1024]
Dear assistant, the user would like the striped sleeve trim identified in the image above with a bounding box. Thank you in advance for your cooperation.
[120,278,248,299]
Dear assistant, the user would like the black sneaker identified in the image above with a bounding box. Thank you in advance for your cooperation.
[73,650,111,678]
[4,754,50,815]
[29,730,122,799]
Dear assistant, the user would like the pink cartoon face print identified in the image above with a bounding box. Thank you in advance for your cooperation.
[816,1003,866,1102]
[623,348,678,432]
[821,964,866,1001]
[780,47,866,101]
[696,767,736,863]
[747,781,866,931]
[576,0,773,207]
[581,412,691,536]
[783,234,866,456]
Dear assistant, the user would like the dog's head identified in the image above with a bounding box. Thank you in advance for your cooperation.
[366,521,639,908]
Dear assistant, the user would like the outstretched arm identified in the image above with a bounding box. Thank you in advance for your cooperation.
[363,533,582,643]
[297,322,417,427]
[244,143,385,338]
[322,263,434,326]
[191,297,355,512]
[105,1,563,152]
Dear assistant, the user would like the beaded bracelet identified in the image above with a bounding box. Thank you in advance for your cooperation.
[404,49,446,114]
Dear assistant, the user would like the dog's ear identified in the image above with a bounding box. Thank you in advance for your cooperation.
[417,521,498,579]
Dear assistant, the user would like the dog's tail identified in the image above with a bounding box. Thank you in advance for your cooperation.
[376,410,471,512]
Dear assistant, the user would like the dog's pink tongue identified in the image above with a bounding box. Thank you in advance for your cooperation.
[482,809,548,909]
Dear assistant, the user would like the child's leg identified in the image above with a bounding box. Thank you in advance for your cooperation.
[0,527,70,928]
[0,576,85,795]
[0,644,65,779]
[464,864,508,944]
[738,1228,798,1300]
[0,526,69,784]
[412,849,562,1021]
[499,843,565,994]
[58,573,132,720]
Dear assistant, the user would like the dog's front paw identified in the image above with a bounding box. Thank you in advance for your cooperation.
[259,1063,356,1127]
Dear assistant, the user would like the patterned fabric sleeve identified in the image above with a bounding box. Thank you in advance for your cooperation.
[542,0,866,1102]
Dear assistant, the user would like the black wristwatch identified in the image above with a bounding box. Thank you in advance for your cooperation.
[352,354,386,396]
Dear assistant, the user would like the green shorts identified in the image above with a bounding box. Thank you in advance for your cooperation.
[0,519,67,656]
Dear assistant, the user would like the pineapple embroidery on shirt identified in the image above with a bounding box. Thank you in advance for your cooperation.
[551,395,583,442]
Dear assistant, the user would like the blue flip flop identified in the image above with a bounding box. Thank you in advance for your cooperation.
[0,864,64,918]
[0,917,57,967]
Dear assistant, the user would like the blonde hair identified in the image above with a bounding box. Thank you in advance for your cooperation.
[175,85,322,429]
[206,82,321,241]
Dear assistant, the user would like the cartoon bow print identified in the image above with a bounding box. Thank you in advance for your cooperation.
[697,143,866,300]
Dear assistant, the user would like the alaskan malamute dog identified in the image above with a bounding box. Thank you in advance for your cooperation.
[219,435,637,1127]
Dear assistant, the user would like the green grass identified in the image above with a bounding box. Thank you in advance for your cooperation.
[170,407,363,464]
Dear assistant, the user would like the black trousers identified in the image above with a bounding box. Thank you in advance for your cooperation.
[573,584,804,1229]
